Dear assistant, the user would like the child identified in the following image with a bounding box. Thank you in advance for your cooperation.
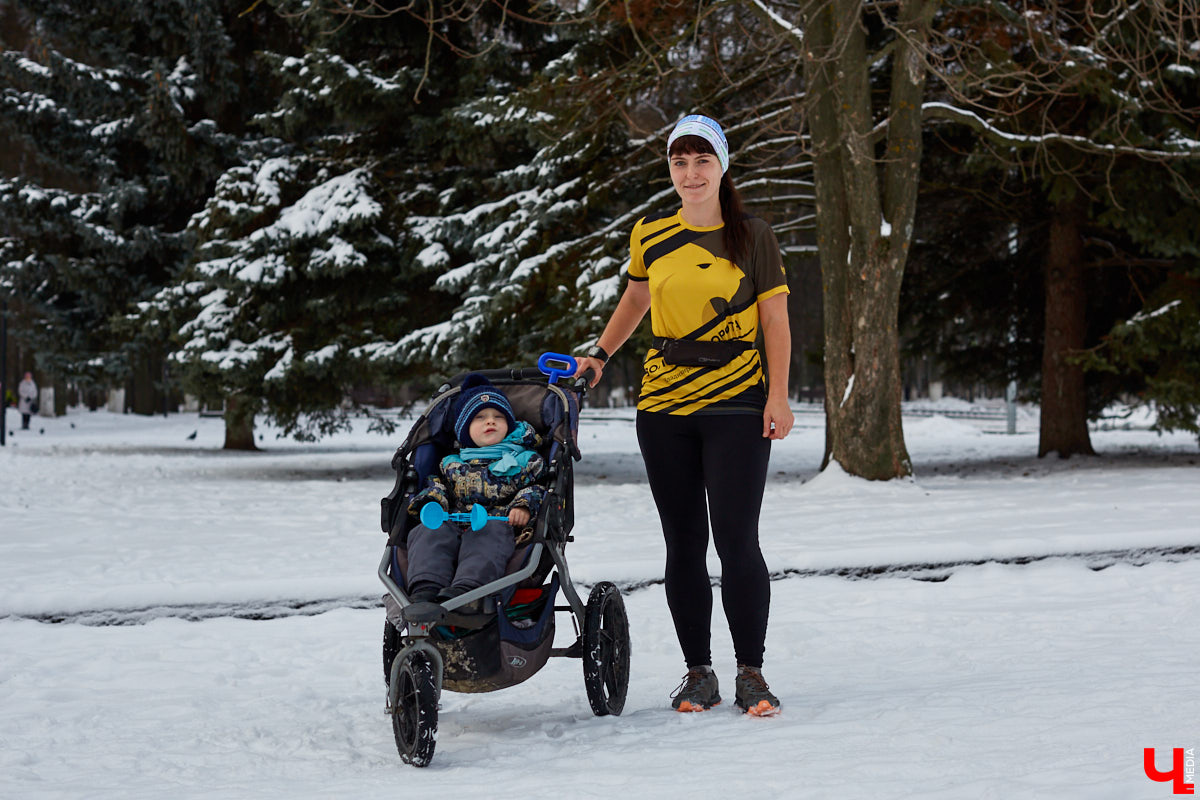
[405,374,546,603]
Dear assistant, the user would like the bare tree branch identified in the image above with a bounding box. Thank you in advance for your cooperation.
[921,101,1200,161]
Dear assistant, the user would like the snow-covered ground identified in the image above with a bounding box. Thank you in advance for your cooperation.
[1,402,1197,798]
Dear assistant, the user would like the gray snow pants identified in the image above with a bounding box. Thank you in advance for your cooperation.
[406,519,515,591]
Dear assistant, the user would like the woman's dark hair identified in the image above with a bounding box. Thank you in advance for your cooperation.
[668,133,750,264]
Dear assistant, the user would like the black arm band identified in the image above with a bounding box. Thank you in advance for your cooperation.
[586,344,610,364]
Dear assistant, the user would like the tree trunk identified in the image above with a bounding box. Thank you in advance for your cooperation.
[827,248,911,479]
[803,0,933,479]
[223,392,258,451]
[1038,199,1095,458]
[131,357,158,416]
[805,1,851,471]
[53,377,67,416]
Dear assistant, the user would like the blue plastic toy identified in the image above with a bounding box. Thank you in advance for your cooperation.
[537,352,577,384]
[420,502,509,531]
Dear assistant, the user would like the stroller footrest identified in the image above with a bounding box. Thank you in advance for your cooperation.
[403,602,448,625]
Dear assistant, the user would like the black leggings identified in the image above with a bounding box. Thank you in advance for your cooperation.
[636,410,772,669]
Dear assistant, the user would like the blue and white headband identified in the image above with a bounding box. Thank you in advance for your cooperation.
[667,114,730,174]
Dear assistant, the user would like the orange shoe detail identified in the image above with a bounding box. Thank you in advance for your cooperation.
[675,699,720,712]
[744,699,780,717]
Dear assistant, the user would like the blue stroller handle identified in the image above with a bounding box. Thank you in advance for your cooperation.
[420,502,509,531]
[537,352,577,384]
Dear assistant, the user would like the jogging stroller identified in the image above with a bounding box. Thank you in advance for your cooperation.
[377,355,631,767]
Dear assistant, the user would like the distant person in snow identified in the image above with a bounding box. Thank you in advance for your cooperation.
[575,114,793,717]
[404,374,546,603]
[18,372,38,430]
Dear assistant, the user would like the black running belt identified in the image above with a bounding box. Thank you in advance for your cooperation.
[651,336,754,353]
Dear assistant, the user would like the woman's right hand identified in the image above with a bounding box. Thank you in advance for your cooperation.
[574,356,606,388]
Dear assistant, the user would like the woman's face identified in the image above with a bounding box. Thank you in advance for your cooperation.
[669,150,722,210]
[468,407,509,447]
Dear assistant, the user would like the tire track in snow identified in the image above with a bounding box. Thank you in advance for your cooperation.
[8,543,1197,626]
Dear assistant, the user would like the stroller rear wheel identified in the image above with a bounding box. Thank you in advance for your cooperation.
[583,581,630,716]
[391,652,439,767]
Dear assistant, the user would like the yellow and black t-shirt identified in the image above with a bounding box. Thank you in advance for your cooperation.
[626,209,789,416]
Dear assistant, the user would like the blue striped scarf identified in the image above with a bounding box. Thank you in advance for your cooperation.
[441,421,537,476]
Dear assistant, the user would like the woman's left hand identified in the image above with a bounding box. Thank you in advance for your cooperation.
[575,356,606,388]
[508,507,531,528]
[762,396,794,439]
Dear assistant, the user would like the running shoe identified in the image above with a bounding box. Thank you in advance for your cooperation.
[670,667,721,712]
[734,665,781,716]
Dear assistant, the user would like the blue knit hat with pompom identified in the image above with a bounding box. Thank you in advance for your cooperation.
[453,374,517,447]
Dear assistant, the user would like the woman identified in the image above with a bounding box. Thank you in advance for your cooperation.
[577,114,793,716]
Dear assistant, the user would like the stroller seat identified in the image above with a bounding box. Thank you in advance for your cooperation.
[382,377,579,549]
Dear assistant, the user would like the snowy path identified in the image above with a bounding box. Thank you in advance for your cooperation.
[11,540,1200,627]
[2,560,1196,799]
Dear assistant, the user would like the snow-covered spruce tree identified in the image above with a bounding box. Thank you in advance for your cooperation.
[377,1,815,388]
[899,138,1048,400]
[0,0,281,411]
[141,153,408,447]
[902,130,1200,445]
[919,0,1200,457]
[142,1,580,447]
[320,1,641,376]
[1073,149,1200,444]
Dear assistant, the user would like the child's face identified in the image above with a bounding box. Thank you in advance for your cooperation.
[468,407,509,447]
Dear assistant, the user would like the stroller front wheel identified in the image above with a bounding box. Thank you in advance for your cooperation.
[391,652,439,767]
[583,581,630,716]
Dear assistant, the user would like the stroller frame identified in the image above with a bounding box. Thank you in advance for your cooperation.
[377,365,629,767]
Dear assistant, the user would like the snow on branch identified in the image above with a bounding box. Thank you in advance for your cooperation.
[920,1,1200,169]
[745,0,805,46]
[920,102,1200,160]
[269,168,381,239]
[1128,299,1182,325]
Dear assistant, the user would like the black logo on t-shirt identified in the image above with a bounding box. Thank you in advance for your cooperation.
[697,262,712,269]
